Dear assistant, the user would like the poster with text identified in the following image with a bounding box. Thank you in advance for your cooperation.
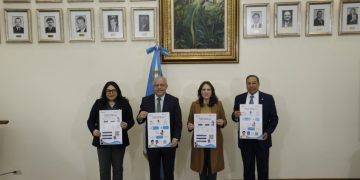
[100,110,122,145]
[239,104,263,139]
[194,113,217,148]
[147,112,171,148]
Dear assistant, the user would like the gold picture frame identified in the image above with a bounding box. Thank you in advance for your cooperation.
[131,7,157,41]
[100,7,127,42]
[339,0,360,35]
[159,0,239,64]
[68,0,93,3]
[306,1,333,36]
[274,2,301,37]
[99,0,124,2]
[4,0,30,3]
[36,9,64,43]
[4,9,32,43]
[243,3,270,39]
[68,8,95,42]
[36,0,62,3]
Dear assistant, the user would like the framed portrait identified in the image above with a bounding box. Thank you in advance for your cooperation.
[36,0,62,3]
[131,7,157,41]
[244,3,270,38]
[306,1,333,36]
[275,2,301,37]
[159,0,239,64]
[4,0,30,3]
[100,8,126,42]
[68,8,95,42]
[4,9,32,43]
[68,0,93,2]
[99,0,124,2]
[36,9,64,43]
[339,0,360,35]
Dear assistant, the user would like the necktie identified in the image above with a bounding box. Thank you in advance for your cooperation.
[249,95,254,104]
[156,97,161,112]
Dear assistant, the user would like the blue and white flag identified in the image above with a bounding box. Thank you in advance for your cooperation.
[145,44,169,96]
[144,44,169,180]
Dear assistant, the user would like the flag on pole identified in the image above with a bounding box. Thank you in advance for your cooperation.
[145,44,168,96]
[144,44,169,180]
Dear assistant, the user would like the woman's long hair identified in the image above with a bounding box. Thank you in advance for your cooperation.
[197,81,218,107]
[100,81,128,103]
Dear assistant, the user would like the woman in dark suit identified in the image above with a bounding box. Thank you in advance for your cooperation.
[187,81,227,180]
[87,81,134,180]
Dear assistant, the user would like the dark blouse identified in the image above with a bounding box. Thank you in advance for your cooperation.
[87,99,135,147]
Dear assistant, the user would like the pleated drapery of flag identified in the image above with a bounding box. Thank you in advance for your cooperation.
[145,44,168,96]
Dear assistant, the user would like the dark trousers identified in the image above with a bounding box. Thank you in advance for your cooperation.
[240,141,269,180]
[97,146,126,180]
[199,149,217,180]
[146,147,176,180]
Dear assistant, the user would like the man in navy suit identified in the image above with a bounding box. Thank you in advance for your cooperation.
[137,77,182,180]
[232,75,278,180]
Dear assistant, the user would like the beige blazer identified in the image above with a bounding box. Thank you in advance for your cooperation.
[187,100,227,174]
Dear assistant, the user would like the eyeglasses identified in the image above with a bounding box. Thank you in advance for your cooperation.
[106,89,117,93]
[154,84,166,88]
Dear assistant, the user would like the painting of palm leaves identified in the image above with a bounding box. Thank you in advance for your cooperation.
[174,0,225,49]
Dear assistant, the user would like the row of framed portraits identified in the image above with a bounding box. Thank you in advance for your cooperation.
[4,0,155,3]
[2,1,360,44]
[245,1,360,38]
[2,7,157,43]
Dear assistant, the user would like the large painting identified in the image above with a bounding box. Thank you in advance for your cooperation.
[160,0,239,64]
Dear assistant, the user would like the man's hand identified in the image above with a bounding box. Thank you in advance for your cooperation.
[263,132,269,140]
[137,111,148,122]
[171,138,179,147]
[233,111,241,118]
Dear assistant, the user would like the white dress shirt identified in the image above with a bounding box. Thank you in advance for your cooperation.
[246,91,259,104]
[155,95,165,112]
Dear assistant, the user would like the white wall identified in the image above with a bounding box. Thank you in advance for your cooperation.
[0,0,360,180]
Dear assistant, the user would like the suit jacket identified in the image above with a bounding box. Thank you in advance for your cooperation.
[13,26,24,34]
[314,18,324,26]
[87,98,135,147]
[77,28,87,33]
[108,26,119,32]
[232,91,278,148]
[45,27,56,33]
[187,100,227,174]
[347,14,358,25]
[282,21,292,28]
[138,93,182,147]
